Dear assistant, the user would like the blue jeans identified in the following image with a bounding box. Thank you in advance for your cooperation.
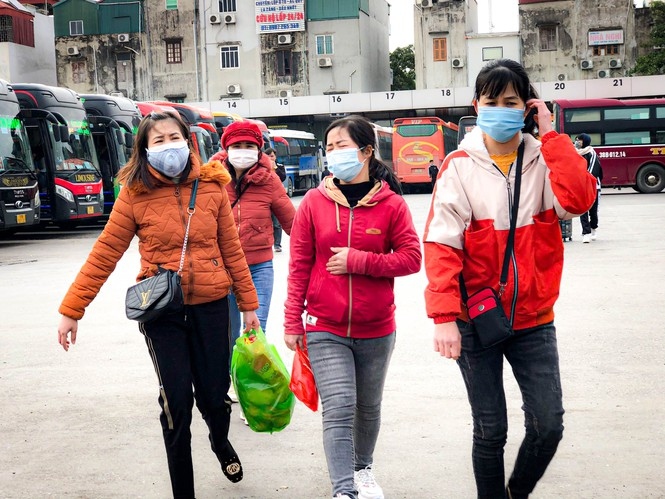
[457,320,564,499]
[228,260,274,356]
[307,331,396,499]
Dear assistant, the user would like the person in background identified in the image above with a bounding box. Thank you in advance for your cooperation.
[428,159,439,190]
[284,115,421,499]
[264,147,287,252]
[56,110,260,498]
[575,133,603,243]
[321,164,331,180]
[423,59,596,498]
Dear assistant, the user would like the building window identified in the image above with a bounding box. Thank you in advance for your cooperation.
[165,0,177,10]
[482,46,503,61]
[218,0,236,12]
[276,50,293,77]
[72,61,87,84]
[69,20,84,36]
[0,16,13,43]
[220,45,239,68]
[433,38,447,61]
[316,35,333,55]
[166,40,182,64]
[539,25,557,51]
[592,45,619,56]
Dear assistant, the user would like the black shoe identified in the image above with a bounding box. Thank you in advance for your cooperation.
[220,443,243,483]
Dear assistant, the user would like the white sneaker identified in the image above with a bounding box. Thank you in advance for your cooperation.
[227,386,238,403]
[582,234,592,243]
[239,409,249,426]
[591,229,597,241]
[354,467,384,499]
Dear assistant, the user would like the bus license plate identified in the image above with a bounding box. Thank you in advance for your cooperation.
[87,206,94,214]
[16,214,26,224]
[413,168,425,174]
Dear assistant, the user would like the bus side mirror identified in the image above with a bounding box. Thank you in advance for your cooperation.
[203,135,212,149]
[115,129,125,145]
[59,125,70,142]
[124,133,134,149]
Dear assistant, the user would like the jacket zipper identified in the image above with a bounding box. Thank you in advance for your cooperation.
[346,208,354,337]
[505,169,519,326]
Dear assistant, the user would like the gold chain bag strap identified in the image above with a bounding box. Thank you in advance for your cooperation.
[125,179,199,323]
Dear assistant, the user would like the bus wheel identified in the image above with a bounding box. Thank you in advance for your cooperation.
[286,179,294,197]
[636,164,665,193]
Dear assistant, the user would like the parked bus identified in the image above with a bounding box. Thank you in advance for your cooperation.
[371,123,393,172]
[457,115,477,146]
[392,117,458,192]
[268,129,320,197]
[137,102,214,163]
[0,79,40,233]
[81,94,141,214]
[553,98,665,193]
[147,101,220,152]
[212,111,242,137]
[14,84,104,227]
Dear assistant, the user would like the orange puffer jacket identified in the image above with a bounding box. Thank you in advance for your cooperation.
[218,151,295,265]
[59,155,259,320]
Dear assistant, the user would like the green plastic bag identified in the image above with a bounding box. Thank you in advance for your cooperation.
[231,327,295,433]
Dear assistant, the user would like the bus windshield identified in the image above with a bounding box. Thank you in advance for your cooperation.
[0,112,34,173]
[53,108,97,172]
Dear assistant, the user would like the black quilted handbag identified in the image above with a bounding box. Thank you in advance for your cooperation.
[125,179,198,323]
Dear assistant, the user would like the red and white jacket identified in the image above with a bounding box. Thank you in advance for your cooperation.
[285,177,422,339]
[423,128,597,330]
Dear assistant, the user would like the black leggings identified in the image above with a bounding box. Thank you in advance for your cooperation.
[140,298,234,499]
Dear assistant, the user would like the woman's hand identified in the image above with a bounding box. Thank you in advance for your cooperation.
[57,315,78,351]
[284,333,304,351]
[242,311,260,333]
[327,247,349,275]
[526,98,553,136]
[433,322,461,360]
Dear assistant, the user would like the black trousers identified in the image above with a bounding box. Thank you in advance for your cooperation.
[580,191,600,235]
[140,298,234,499]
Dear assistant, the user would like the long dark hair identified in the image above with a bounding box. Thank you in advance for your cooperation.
[117,111,193,190]
[324,115,402,195]
[474,59,540,136]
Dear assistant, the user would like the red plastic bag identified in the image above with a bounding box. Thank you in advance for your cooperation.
[289,344,318,412]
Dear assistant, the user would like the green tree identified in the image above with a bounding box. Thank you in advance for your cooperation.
[390,45,416,91]
[633,1,665,75]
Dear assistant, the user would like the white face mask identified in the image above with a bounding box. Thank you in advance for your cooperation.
[228,148,259,170]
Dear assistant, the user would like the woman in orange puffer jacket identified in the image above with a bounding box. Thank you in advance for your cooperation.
[56,111,259,499]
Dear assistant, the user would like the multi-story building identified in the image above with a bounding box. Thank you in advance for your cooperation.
[0,0,56,85]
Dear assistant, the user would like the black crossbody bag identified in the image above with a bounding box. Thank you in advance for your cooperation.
[125,179,199,323]
[460,142,524,348]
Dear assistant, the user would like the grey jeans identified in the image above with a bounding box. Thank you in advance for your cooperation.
[307,331,396,498]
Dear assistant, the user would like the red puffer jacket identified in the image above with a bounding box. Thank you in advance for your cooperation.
[216,151,295,265]
[59,155,259,320]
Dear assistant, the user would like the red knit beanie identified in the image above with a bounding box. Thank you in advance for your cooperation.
[221,121,263,150]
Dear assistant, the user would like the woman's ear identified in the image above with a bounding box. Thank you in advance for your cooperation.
[472,99,478,114]
[361,146,373,159]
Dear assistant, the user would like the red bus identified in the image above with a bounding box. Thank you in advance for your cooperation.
[392,117,458,192]
[147,101,220,152]
[553,98,665,193]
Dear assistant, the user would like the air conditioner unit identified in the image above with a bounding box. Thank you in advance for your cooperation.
[278,34,292,45]
[209,14,221,25]
[278,90,292,98]
[420,0,435,7]
[451,57,464,68]
[580,60,593,70]
[609,58,622,69]
[117,33,129,43]
[597,69,610,79]
[227,83,242,95]
[318,57,333,67]
[224,13,236,24]
[67,46,80,56]
[557,73,566,81]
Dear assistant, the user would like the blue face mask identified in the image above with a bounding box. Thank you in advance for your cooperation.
[146,141,190,178]
[476,107,525,143]
[326,148,366,182]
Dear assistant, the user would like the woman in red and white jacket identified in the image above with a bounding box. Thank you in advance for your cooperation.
[424,59,596,498]
[284,115,421,499]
